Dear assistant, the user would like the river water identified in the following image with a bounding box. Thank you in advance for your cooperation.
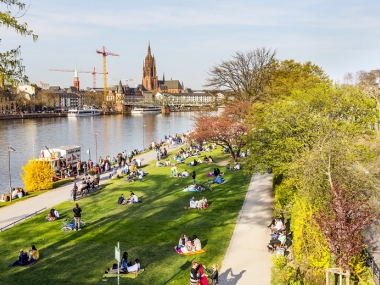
[0,112,199,196]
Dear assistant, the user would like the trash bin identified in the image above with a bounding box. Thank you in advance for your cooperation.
[276,248,285,256]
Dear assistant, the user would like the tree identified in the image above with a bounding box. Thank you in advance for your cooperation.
[82,90,103,107]
[0,0,38,89]
[34,90,59,110]
[21,159,53,192]
[205,47,277,103]
[269,60,331,100]
[314,182,378,271]
[189,101,251,162]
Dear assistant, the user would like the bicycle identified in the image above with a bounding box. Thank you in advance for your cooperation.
[61,219,86,232]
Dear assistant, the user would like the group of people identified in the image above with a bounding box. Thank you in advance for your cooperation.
[1,187,26,202]
[190,260,219,285]
[267,214,287,252]
[105,251,141,274]
[174,234,202,254]
[188,196,209,209]
[45,208,60,221]
[117,192,139,205]
[9,245,39,267]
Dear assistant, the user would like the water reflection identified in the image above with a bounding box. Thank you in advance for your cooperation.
[0,112,199,195]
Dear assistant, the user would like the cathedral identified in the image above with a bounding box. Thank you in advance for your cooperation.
[142,43,186,93]
[142,43,158,91]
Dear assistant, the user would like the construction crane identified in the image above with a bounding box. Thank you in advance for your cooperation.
[95,46,119,102]
[49,67,107,88]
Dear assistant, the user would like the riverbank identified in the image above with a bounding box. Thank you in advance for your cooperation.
[0,111,123,120]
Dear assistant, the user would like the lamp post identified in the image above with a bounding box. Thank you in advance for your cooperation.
[143,124,146,151]
[8,146,16,202]
[94,132,99,164]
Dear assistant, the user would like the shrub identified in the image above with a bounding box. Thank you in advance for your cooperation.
[20,158,53,192]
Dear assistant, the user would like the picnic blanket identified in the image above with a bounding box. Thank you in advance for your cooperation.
[22,260,38,267]
[103,268,145,279]
[176,248,206,256]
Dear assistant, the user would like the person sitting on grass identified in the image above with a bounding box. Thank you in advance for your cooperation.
[180,238,194,254]
[106,258,140,274]
[196,197,208,209]
[118,194,126,205]
[27,245,39,262]
[46,208,59,221]
[127,193,139,204]
[211,174,224,184]
[126,259,141,273]
[232,163,241,170]
[156,160,164,167]
[192,235,202,251]
[182,184,199,192]
[179,169,190,177]
[189,197,196,208]
[9,249,28,267]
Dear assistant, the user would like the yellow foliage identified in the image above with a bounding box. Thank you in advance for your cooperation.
[291,196,330,269]
[20,159,53,192]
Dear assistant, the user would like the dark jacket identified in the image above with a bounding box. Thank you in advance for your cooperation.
[19,252,28,266]
[73,207,82,217]
[205,267,219,285]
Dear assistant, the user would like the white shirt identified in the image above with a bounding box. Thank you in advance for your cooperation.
[127,263,140,272]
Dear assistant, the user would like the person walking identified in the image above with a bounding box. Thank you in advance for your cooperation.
[73,203,82,231]
[71,181,78,201]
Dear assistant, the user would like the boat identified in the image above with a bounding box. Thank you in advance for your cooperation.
[131,105,162,114]
[67,108,101,117]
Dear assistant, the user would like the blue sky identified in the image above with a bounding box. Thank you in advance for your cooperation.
[2,0,380,90]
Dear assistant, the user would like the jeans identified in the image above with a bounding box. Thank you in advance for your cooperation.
[74,217,81,230]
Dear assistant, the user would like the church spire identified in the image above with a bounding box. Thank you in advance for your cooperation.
[148,41,151,54]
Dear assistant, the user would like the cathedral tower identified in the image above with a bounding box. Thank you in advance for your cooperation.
[142,42,158,91]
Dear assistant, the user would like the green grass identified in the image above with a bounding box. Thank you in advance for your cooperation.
[0,147,251,285]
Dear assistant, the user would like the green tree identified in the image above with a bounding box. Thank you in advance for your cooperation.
[0,0,38,88]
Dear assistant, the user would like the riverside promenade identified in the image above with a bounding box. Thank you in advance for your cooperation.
[219,174,274,284]
[0,149,274,284]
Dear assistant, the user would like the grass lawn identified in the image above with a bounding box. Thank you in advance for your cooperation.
[0,147,251,284]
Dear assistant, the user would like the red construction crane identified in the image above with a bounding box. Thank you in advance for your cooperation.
[49,67,107,88]
[96,46,119,101]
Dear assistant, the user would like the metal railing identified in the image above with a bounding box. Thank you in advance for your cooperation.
[0,207,46,232]
[364,248,380,285]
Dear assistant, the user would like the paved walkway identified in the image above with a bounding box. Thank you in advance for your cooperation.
[219,174,274,285]
[0,150,275,283]
[0,148,160,230]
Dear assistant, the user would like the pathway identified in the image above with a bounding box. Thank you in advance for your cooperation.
[219,174,274,285]
[0,150,275,284]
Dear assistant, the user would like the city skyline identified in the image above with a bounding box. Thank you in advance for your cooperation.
[2,0,380,90]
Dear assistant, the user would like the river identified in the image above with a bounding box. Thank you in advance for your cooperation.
[0,112,199,196]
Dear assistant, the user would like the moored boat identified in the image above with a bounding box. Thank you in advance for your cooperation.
[131,105,162,114]
[67,108,101,117]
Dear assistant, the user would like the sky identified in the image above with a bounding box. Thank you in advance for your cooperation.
[2,0,380,90]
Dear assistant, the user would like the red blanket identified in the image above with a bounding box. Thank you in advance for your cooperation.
[199,263,209,285]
